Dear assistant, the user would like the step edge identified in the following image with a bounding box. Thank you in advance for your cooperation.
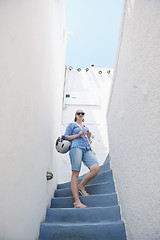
[52,192,117,200]
[47,205,120,212]
[57,170,113,188]
[40,220,125,227]
[55,181,115,192]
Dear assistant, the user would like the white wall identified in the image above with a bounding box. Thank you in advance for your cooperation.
[108,0,160,239]
[0,1,66,239]
[58,67,112,183]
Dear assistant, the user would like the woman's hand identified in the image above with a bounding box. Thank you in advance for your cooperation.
[87,131,92,144]
[66,130,90,141]
[86,131,91,139]
[78,130,86,136]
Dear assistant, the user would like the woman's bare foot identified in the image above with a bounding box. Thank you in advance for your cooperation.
[73,202,87,208]
[78,185,90,196]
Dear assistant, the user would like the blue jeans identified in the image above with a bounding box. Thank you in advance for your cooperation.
[69,147,98,171]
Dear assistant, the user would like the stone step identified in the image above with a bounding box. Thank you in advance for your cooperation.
[51,193,118,208]
[54,181,115,197]
[39,220,126,240]
[45,206,121,223]
[57,170,113,189]
[100,161,110,173]
[38,154,127,240]
[103,154,110,164]
[79,160,110,179]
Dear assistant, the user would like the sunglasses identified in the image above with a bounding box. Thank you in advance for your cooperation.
[76,112,85,116]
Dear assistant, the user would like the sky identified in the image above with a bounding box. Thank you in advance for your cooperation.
[65,0,124,69]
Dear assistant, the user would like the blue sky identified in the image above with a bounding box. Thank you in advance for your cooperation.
[65,0,124,68]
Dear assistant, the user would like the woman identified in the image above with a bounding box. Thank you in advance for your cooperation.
[64,110,100,208]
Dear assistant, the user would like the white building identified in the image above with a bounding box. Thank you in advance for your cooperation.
[108,0,160,239]
[58,66,112,184]
[0,1,66,239]
[0,0,160,239]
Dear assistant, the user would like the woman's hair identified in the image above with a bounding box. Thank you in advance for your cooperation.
[74,110,85,122]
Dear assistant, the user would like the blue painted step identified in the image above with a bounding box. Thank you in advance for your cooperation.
[51,193,118,208]
[39,221,126,240]
[79,159,110,179]
[57,170,113,189]
[54,181,115,197]
[46,206,121,223]
[99,160,110,173]
[38,155,127,240]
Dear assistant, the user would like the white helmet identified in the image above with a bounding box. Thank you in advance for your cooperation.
[55,136,71,154]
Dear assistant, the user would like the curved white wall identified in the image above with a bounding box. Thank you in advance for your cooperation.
[0,1,66,239]
[108,0,160,239]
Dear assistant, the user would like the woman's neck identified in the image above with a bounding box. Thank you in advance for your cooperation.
[76,120,83,126]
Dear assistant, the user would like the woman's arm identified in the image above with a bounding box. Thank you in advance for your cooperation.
[66,130,85,141]
[87,131,92,144]
[66,134,79,141]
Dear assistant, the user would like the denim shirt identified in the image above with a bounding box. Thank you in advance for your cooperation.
[64,122,91,150]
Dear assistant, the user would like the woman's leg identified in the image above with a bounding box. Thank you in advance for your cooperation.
[71,170,87,208]
[78,163,100,194]
[69,148,87,207]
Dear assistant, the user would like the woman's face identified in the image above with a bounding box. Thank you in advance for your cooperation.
[76,110,85,121]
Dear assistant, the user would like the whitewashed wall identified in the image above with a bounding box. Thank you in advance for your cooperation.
[108,0,160,239]
[57,67,112,183]
[0,1,66,239]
